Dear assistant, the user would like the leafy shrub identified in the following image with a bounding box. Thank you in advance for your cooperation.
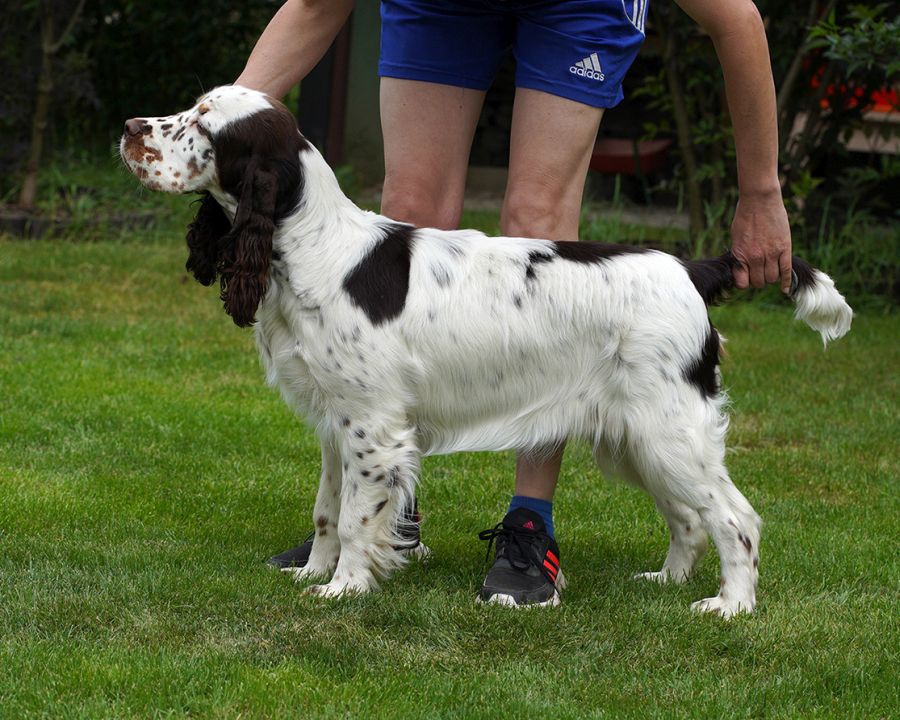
[636,1,899,305]
[1,0,280,196]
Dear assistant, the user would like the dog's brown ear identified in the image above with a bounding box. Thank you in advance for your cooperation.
[219,159,277,328]
[185,193,230,287]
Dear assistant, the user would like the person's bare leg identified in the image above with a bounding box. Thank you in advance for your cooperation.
[378,78,486,555]
[503,88,605,502]
[380,78,485,228]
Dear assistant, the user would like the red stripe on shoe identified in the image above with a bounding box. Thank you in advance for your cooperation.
[543,560,558,578]
[546,550,560,568]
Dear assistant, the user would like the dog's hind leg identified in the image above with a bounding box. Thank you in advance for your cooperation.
[684,472,760,618]
[594,442,707,584]
[634,493,708,584]
[625,402,760,617]
[306,415,419,598]
[288,434,343,583]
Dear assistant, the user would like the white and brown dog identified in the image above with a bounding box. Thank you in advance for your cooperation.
[120,86,852,616]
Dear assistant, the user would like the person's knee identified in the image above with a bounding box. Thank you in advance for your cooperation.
[501,184,581,240]
[381,176,463,230]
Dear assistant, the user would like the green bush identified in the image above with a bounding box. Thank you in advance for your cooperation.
[636,1,899,306]
[0,0,280,192]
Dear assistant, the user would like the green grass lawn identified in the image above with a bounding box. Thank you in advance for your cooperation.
[1,224,897,718]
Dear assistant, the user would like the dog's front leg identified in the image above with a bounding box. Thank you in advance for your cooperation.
[306,418,418,598]
[289,435,343,582]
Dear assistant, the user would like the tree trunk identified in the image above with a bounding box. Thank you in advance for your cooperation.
[18,17,55,209]
[783,62,837,186]
[776,0,836,154]
[17,0,86,210]
[655,10,704,241]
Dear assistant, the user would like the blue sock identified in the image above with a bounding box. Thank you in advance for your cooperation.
[507,495,555,538]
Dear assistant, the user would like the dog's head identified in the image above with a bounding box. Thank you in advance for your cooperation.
[120,85,307,327]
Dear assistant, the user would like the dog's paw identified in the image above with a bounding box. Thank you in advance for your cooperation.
[400,542,432,563]
[690,594,754,619]
[304,573,375,599]
[633,568,690,585]
[284,562,334,583]
[304,583,352,599]
[634,570,669,584]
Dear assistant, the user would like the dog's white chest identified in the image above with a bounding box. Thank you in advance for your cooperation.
[254,277,330,420]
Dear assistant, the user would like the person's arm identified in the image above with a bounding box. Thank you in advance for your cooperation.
[674,0,792,292]
[236,0,356,100]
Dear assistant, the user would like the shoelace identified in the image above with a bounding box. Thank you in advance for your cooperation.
[478,523,557,585]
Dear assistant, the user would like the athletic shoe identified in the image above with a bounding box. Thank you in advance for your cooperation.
[266,501,427,569]
[477,507,565,607]
[266,531,316,569]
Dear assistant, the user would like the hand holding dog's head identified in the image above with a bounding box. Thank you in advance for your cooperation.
[120,86,307,327]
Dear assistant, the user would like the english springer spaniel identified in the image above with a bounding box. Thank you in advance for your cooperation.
[120,86,852,617]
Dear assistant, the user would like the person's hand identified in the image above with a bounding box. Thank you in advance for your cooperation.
[730,190,793,294]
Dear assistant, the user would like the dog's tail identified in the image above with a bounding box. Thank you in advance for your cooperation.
[684,252,853,346]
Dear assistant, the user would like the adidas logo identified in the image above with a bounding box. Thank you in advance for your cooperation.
[569,53,605,81]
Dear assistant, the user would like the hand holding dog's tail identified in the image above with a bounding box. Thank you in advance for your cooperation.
[686,253,853,346]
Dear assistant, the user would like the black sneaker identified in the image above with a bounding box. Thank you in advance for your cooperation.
[477,507,565,607]
[266,531,316,569]
[266,501,428,569]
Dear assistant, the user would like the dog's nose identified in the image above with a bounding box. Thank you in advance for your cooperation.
[124,118,150,136]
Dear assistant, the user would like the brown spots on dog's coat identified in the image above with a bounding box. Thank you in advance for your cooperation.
[187,157,203,179]
[143,147,162,164]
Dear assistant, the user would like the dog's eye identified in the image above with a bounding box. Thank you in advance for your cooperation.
[197,103,210,115]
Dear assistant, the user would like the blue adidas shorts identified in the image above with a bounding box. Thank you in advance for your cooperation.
[379,0,649,108]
